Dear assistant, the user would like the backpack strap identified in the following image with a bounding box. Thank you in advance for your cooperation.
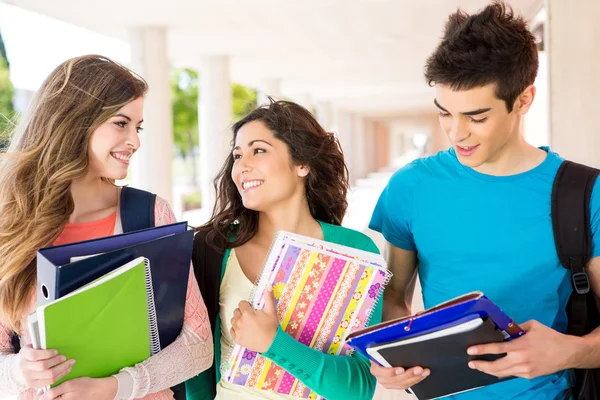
[120,186,157,233]
[119,187,189,399]
[191,227,226,397]
[551,160,599,336]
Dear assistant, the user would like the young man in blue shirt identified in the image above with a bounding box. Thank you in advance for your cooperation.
[368,2,600,399]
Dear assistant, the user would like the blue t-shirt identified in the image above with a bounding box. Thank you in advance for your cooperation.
[369,147,600,400]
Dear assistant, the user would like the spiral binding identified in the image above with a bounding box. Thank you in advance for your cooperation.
[143,258,161,356]
[221,232,286,379]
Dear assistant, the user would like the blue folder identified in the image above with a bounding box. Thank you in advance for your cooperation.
[346,291,525,361]
[37,222,193,350]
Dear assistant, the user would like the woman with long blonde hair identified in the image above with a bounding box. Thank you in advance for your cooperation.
[0,55,212,400]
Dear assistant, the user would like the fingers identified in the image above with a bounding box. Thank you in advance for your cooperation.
[238,301,252,312]
[21,347,59,362]
[370,362,430,390]
[43,381,69,399]
[467,341,511,356]
[262,286,276,314]
[31,359,76,388]
[28,355,68,372]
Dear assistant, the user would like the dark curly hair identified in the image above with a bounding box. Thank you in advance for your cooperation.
[424,1,538,112]
[200,99,349,248]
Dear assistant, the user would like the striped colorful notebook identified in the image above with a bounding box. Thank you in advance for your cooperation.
[223,231,390,399]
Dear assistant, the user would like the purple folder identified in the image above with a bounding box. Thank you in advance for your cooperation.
[346,291,525,361]
[37,222,193,349]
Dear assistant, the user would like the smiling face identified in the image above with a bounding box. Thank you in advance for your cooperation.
[87,97,144,180]
[231,120,309,212]
[434,83,533,171]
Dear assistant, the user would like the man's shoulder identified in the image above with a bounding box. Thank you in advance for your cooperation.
[387,150,455,189]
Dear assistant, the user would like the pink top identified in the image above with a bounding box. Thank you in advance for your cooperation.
[0,196,213,399]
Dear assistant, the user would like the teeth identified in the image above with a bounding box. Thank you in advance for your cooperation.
[112,153,131,161]
[242,180,263,190]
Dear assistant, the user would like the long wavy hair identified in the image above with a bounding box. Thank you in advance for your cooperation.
[0,55,147,333]
[202,99,349,248]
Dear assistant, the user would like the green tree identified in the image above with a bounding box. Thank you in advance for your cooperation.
[232,83,257,121]
[171,68,199,185]
[171,68,258,187]
[0,29,15,150]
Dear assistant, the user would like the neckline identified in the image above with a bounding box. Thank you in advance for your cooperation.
[450,146,556,182]
[63,212,117,229]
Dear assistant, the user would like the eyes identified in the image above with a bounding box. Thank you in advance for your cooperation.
[438,112,488,124]
[232,148,266,160]
[114,121,144,133]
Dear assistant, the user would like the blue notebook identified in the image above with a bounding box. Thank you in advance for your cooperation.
[37,222,193,350]
[346,291,525,361]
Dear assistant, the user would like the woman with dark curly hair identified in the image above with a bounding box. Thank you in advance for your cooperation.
[185,100,382,400]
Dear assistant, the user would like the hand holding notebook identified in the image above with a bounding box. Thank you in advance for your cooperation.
[28,256,159,387]
[230,286,280,354]
[224,231,391,400]
[346,292,525,400]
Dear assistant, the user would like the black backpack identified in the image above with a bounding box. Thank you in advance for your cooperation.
[552,160,600,400]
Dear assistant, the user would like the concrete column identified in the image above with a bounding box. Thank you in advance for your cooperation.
[373,121,390,171]
[546,0,600,167]
[293,92,314,114]
[198,56,232,214]
[316,101,334,132]
[129,27,173,204]
[333,109,353,175]
[257,78,281,105]
[352,115,367,181]
[388,122,405,164]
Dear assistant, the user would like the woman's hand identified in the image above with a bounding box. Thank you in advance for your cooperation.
[230,286,279,353]
[17,345,75,389]
[38,376,117,400]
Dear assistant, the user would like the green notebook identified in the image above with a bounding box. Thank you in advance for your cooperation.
[29,256,160,386]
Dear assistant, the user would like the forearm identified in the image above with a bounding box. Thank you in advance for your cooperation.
[114,267,214,399]
[0,352,32,396]
[115,325,213,399]
[569,326,600,369]
[262,327,376,400]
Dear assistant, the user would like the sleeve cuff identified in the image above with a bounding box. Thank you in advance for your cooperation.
[261,327,312,381]
[113,370,134,400]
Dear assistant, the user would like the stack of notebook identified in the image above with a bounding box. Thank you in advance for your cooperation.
[29,257,158,386]
[29,222,193,386]
[223,231,391,399]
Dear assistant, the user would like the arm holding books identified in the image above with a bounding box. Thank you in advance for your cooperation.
[468,256,600,379]
[231,285,381,400]
[370,242,431,391]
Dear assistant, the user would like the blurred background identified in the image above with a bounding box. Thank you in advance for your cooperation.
[0,1,598,398]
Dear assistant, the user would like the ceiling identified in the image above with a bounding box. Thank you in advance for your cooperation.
[4,0,543,116]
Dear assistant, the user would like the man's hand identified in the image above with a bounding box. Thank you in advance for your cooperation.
[467,320,580,379]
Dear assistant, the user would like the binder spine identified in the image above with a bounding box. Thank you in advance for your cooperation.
[143,258,161,355]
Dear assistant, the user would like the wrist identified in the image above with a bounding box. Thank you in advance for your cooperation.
[259,325,279,353]
[564,333,588,370]
[102,376,118,399]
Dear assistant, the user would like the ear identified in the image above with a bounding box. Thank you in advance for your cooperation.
[296,165,310,178]
[514,85,536,115]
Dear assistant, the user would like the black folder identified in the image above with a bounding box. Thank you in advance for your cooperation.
[367,317,514,399]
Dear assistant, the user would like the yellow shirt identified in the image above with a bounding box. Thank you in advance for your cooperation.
[216,250,297,399]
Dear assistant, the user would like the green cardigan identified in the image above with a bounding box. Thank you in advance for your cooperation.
[185,221,383,400]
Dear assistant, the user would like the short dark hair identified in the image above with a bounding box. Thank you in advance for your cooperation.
[202,98,349,248]
[424,1,538,112]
